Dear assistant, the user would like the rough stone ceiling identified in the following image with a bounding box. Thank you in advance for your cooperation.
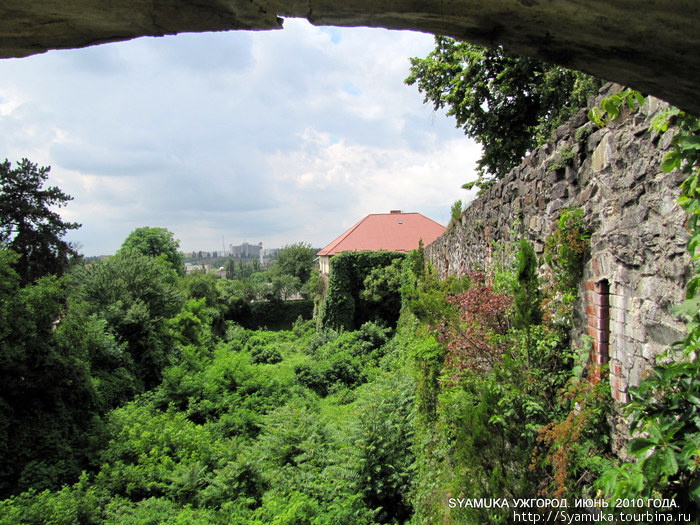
[0,1,699,114]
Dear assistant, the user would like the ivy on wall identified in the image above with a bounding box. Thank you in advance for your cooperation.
[317,251,406,331]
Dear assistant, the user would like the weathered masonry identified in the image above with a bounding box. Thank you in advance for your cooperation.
[426,84,691,409]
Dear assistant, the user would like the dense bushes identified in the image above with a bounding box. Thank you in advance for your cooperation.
[243,299,314,331]
[0,215,654,523]
[0,235,413,520]
[0,315,415,523]
[0,254,99,497]
[406,235,612,523]
[70,250,184,390]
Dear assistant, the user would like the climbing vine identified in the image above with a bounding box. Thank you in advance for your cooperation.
[541,207,590,329]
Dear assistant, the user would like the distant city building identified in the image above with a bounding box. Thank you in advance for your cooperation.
[230,242,263,260]
[184,262,211,274]
[184,243,289,269]
[262,248,282,260]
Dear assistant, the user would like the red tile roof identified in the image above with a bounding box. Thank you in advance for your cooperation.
[318,211,445,256]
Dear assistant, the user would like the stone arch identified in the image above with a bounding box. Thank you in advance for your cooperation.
[0,2,698,114]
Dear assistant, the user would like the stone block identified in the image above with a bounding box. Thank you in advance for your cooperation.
[608,293,626,311]
[612,362,622,377]
[642,343,657,362]
[546,198,566,215]
[639,300,660,325]
[587,129,607,153]
[550,182,569,200]
[592,134,613,172]
[594,294,610,308]
[647,322,685,347]
[528,216,542,232]
[628,360,646,389]
[536,194,547,210]
[565,165,578,184]
[612,338,630,369]
[611,374,621,391]
[623,316,648,343]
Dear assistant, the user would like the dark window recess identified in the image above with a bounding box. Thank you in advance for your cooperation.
[594,279,610,365]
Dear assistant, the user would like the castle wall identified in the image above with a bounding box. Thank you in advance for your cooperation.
[426,87,691,410]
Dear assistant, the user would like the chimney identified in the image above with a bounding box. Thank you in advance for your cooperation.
[390,210,403,214]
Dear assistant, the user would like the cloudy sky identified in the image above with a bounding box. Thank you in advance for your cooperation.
[0,18,481,256]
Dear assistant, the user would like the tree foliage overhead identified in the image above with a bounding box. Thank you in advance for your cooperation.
[405,37,602,186]
[0,159,81,283]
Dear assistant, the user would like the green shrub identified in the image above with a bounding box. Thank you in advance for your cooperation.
[0,477,107,525]
[542,207,590,328]
[250,345,283,365]
[351,373,415,523]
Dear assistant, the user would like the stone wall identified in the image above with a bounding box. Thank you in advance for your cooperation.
[426,85,691,413]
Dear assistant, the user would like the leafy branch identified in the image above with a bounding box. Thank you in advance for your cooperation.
[587,89,645,127]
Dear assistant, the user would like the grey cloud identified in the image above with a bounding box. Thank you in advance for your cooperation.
[1,21,481,255]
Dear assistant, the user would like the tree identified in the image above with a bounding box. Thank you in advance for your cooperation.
[71,251,183,388]
[225,257,261,280]
[268,273,302,302]
[405,37,601,187]
[270,242,316,285]
[0,250,97,496]
[0,158,81,283]
[118,226,185,275]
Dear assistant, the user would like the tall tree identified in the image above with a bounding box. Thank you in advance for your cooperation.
[270,242,316,284]
[0,159,81,283]
[118,226,185,275]
[405,37,601,187]
[0,250,97,496]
